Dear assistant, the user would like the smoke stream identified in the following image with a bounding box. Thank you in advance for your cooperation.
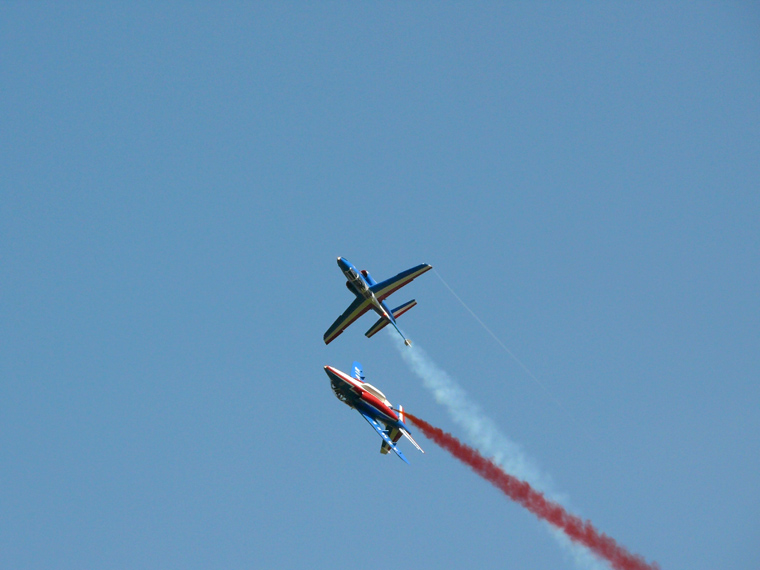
[406,412,660,570]
[393,336,629,570]
[394,337,552,490]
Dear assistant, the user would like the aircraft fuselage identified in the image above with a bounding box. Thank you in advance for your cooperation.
[338,257,391,319]
[324,365,402,427]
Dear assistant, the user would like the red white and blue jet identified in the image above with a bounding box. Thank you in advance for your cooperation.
[325,362,424,464]
[323,257,432,346]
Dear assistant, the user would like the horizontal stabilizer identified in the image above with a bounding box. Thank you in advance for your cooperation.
[365,299,418,338]
[380,425,402,455]
[401,428,425,454]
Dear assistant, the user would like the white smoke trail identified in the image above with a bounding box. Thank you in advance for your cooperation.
[395,337,553,491]
[391,334,608,570]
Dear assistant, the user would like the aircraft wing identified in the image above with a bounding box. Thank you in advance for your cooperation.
[323,297,373,345]
[359,412,410,465]
[370,263,432,302]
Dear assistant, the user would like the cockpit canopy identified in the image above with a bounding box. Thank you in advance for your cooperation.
[361,382,391,407]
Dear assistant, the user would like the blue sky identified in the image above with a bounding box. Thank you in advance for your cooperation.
[2,4,758,569]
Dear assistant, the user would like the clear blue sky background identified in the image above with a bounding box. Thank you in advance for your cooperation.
[2,4,758,570]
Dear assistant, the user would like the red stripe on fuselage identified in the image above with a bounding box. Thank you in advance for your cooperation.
[325,366,398,422]
[359,391,397,422]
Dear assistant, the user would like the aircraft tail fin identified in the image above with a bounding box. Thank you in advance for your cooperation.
[381,406,423,457]
[394,407,424,454]
[365,299,417,338]
[381,406,405,455]
[351,362,365,381]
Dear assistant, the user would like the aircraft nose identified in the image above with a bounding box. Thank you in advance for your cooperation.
[337,257,350,271]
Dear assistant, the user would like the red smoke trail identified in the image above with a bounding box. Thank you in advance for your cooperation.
[405,412,659,570]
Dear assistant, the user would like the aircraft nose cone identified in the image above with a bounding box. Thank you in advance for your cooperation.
[337,257,350,271]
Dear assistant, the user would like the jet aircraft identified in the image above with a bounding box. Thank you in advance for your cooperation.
[323,257,432,346]
[325,362,424,464]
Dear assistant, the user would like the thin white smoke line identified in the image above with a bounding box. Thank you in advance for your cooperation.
[432,268,575,423]
[391,334,609,570]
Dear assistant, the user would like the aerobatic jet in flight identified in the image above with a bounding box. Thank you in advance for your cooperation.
[325,362,424,464]
[323,257,432,346]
